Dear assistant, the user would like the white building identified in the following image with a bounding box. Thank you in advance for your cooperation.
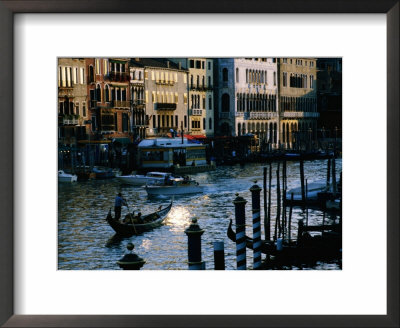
[214,58,279,148]
[169,58,215,137]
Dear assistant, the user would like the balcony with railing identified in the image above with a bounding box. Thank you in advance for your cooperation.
[155,103,177,111]
[282,111,319,118]
[190,109,203,116]
[189,84,209,91]
[58,115,80,126]
[112,100,130,108]
[132,100,145,109]
[155,80,175,86]
[108,71,130,82]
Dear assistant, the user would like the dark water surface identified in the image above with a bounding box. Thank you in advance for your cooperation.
[58,159,342,270]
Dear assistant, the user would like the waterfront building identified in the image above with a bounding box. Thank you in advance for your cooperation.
[58,58,88,146]
[278,58,318,150]
[129,62,146,139]
[214,58,279,149]
[86,58,131,142]
[129,59,189,138]
[317,58,342,143]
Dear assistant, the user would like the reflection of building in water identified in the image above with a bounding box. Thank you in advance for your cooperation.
[138,138,206,169]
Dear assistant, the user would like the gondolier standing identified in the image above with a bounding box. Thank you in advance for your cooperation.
[114,193,127,220]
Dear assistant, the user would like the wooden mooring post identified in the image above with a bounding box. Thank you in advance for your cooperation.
[274,162,281,241]
[213,241,225,270]
[267,162,272,241]
[184,218,205,270]
[263,166,268,241]
[300,159,306,205]
[326,158,331,189]
[233,193,247,270]
[250,182,262,270]
[288,193,294,243]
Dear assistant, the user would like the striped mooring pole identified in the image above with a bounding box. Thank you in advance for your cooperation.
[250,182,262,270]
[184,217,205,270]
[213,241,225,270]
[233,193,247,270]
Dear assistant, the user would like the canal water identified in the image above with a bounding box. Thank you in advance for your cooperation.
[58,159,342,270]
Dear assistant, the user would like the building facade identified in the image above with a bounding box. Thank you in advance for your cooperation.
[317,58,342,141]
[278,58,318,150]
[129,62,146,139]
[130,59,189,138]
[87,58,131,141]
[58,58,88,146]
[214,58,279,148]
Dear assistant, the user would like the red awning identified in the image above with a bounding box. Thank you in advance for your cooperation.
[184,134,206,140]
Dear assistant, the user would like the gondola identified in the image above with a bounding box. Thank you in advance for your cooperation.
[227,219,341,261]
[106,200,173,237]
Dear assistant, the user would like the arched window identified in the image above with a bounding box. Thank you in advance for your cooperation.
[209,118,212,130]
[222,68,228,82]
[96,84,101,101]
[282,123,286,143]
[105,85,110,102]
[89,65,94,83]
[208,96,212,110]
[238,123,241,136]
[221,93,230,112]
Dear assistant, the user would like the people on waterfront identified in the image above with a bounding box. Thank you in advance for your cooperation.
[114,193,127,220]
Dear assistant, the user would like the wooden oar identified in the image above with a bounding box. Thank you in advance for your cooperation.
[124,200,137,235]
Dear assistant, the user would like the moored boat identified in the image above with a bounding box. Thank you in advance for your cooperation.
[285,180,327,203]
[145,177,203,196]
[58,170,77,182]
[116,171,172,186]
[106,200,173,236]
[93,166,120,179]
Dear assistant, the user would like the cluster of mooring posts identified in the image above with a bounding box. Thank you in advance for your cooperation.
[116,157,341,270]
[181,157,342,270]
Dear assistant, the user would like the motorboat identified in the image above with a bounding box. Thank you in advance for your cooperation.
[286,180,327,202]
[58,170,77,182]
[145,177,204,196]
[116,171,172,186]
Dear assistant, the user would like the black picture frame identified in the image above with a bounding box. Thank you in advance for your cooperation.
[0,1,398,327]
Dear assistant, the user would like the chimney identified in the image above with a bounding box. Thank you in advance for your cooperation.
[178,62,181,70]
[167,60,170,68]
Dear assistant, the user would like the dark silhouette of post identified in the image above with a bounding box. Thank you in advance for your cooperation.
[300,159,306,205]
[233,193,247,270]
[250,182,262,269]
[185,218,205,270]
[213,241,225,270]
[117,243,145,270]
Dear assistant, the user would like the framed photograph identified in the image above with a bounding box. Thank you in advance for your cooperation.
[1,1,398,327]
